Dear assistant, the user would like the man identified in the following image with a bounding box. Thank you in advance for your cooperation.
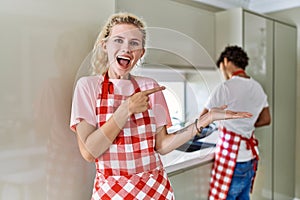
[201,45,271,200]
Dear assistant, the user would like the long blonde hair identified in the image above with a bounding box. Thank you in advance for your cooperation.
[91,12,146,75]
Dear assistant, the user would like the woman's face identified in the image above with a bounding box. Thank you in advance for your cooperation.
[103,23,145,79]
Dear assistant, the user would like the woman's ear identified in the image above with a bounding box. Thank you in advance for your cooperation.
[141,48,145,58]
[101,40,107,52]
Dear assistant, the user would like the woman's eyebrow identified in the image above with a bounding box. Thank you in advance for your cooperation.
[111,35,142,42]
[111,35,124,39]
[130,38,142,42]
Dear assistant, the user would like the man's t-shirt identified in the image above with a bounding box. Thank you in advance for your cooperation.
[205,76,268,162]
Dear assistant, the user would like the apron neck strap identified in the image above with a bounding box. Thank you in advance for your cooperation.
[232,69,246,77]
[101,71,141,96]
[101,71,114,99]
[130,76,141,94]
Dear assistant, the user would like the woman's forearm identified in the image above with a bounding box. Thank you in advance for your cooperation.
[76,102,131,161]
[156,107,251,155]
[155,113,212,155]
[155,123,195,155]
[76,118,117,161]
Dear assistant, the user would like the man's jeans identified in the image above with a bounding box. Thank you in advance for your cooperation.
[226,159,257,200]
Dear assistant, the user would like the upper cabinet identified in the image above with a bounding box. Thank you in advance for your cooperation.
[116,0,217,70]
[216,8,297,200]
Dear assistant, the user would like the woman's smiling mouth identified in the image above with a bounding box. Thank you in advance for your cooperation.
[117,55,131,69]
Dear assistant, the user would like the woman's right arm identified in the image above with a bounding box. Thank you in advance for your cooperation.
[75,86,164,162]
[76,119,119,162]
[75,100,131,162]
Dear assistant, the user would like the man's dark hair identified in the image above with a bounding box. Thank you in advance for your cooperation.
[216,45,249,70]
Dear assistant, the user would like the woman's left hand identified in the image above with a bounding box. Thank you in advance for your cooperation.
[208,105,253,122]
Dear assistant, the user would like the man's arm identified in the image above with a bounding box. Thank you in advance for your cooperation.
[255,107,271,127]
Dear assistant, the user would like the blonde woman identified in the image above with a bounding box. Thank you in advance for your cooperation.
[70,13,252,199]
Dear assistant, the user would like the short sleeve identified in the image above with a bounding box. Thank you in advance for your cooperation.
[148,81,172,128]
[132,76,172,128]
[70,77,98,132]
[263,94,269,108]
[205,83,227,110]
[151,92,172,128]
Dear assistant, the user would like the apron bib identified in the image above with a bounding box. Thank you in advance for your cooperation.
[208,127,259,200]
[92,73,174,200]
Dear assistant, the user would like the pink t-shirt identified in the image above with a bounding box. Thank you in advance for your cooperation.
[70,75,172,132]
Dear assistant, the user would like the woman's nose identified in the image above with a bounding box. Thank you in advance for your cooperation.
[121,48,131,53]
[121,42,131,53]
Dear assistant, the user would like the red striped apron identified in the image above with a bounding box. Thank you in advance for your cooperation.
[92,73,174,200]
[208,127,259,200]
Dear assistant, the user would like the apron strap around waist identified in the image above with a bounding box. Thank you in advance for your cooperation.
[240,133,259,160]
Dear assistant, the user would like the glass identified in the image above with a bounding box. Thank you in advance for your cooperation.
[244,11,274,200]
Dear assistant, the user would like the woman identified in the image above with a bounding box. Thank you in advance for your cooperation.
[70,12,252,200]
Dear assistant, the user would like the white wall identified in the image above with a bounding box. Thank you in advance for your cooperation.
[0,1,115,199]
[268,7,300,198]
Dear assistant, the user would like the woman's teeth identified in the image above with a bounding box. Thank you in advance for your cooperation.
[117,56,131,67]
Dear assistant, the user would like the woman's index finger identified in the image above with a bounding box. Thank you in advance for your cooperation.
[143,86,166,96]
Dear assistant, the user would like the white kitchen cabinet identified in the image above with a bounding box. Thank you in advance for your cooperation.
[216,8,297,200]
[116,0,216,65]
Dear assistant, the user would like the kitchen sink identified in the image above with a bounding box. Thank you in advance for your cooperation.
[176,140,216,152]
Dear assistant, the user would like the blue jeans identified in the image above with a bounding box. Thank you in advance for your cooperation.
[226,159,257,200]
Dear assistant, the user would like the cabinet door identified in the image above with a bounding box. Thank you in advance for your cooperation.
[116,0,215,58]
[169,162,213,200]
[273,22,297,200]
[244,11,274,200]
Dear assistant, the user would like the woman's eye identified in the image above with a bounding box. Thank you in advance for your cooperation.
[114,38,123,43]
[129,41,139,46]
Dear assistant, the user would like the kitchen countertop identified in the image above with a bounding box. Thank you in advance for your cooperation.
[160,131,218,175]
[160,147,215,175]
